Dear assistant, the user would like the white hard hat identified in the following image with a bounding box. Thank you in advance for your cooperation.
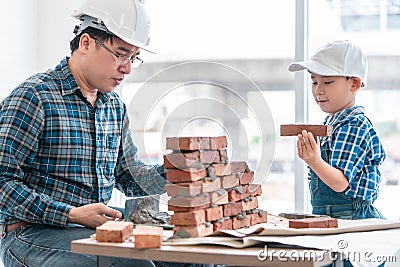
[72,0,153,52]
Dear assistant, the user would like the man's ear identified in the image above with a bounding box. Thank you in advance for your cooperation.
[350,77,362,92]
[78,33,91,54]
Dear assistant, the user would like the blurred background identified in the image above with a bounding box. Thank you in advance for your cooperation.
[1,0,400,222]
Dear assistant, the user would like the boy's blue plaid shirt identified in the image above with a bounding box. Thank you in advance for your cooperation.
[321,106,386,202]
[0,57,165,226]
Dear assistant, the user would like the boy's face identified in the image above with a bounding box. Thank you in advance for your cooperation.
[310,73,359,116]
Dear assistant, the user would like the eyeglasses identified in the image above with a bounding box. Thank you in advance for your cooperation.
[92,37,143,68]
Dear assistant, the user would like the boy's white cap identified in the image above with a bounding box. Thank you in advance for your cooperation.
[288,40,368,86]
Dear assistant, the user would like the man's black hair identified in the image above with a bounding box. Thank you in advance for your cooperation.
[69,27,115,54]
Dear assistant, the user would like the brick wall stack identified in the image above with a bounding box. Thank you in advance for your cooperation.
[164,136,267,238]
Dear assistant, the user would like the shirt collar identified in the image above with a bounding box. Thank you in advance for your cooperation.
[56,57,117,104]
[55,57,80,96]
[324,106,365,126]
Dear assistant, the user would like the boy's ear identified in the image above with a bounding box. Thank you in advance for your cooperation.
[350,77,362,92]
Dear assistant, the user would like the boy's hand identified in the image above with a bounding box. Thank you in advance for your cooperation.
[297,130,321,165]
[296,130,350,192]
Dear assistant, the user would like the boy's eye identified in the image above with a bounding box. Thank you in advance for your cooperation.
[324,81,333,85]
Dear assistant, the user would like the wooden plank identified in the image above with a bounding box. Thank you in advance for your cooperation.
[71,238,334,266]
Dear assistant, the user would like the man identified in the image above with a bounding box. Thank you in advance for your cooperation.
[0,0,209,266]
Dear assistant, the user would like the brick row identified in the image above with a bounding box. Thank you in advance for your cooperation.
[166,136,227,151]
[170,197,262,228]
[168,186,261,212]
[164,150,228,169]
[166,161,252,184]
[165,177,222,197]
[171,208,269,236]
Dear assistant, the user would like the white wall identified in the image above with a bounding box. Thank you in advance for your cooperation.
[35,0,82,71]
[0,0,82,100]
[0,1,37,99]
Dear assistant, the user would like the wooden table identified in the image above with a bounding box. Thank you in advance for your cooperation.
[71,237,337,267]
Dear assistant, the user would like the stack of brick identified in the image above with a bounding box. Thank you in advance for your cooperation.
[164,136,267,238]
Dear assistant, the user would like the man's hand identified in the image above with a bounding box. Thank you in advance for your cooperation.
[68,203,123,228]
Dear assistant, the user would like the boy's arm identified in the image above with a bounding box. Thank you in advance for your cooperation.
[297,130,349,192]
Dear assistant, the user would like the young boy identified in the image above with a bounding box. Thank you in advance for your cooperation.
[288,40,386,220]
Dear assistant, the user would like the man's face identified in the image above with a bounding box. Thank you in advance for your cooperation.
[84,36,140,93]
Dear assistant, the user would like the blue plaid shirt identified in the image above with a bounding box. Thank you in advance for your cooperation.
[0,57,166,226]
[322,106,386,202]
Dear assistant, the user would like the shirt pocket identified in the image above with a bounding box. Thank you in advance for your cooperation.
[105,134,121,172]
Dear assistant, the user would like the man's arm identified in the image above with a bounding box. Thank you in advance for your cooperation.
[114,111,166,197]
[0,88,74,225]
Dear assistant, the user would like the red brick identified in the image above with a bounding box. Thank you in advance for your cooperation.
[96,221,133,243]
[228,185,250,202]
[163,152,202,169]
[232,212,250,229]
[168,194,211,208]
[211,163,232,176]
[250,210,268,225]
[213,217,233,231]
[170,210,205,226]
[289,217,338,229]
[210,189,229,205]
[230,161,249,174]
[223,201,243,217]
[205,206,223,222]
[166,168,207,183]
[209,136,228,150]
[200,150,220,164]
[249,184,262,197]
[166,137,211,151]
[133,225,163,248]
[219,149,228,162]
[280,124,333,137]
[202,177,221,193]
[174,223,214,237]
[239,171,254,185]
[165,181,202,197]
[221,174,239,189]
[241,197,259,211]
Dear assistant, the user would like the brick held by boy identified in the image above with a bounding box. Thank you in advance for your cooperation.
[280,124,332,137]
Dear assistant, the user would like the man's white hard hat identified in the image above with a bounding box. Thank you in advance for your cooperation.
[72,0,153,52]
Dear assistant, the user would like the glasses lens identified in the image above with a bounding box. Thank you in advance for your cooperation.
[117,56,130,66]
[131,57,143,69]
